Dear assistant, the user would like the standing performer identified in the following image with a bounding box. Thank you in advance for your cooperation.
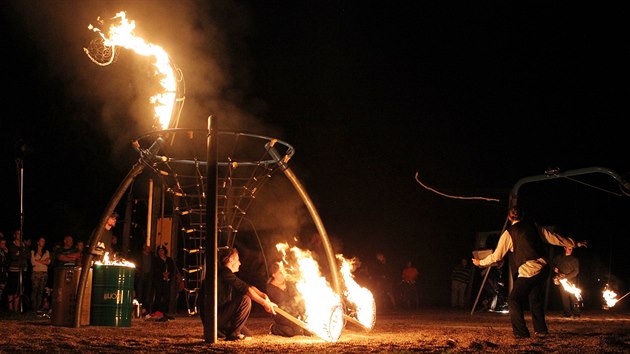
[552,246,581,318]
[472,207,587,339]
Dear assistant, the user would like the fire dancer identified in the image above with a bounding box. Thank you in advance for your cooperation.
[552,246,581,318]
[200,247,276,341]
[266,261,308,337]
[472,207,587,339]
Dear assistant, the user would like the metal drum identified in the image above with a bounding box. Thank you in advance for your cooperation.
[51,266,91,326]
[90,265,134,327]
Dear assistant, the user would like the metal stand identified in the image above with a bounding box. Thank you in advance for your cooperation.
[15,156,25,313]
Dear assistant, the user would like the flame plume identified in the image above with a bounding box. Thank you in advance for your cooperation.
[84,11,177,130]
[559,278,583,302]
[337,254,376,329]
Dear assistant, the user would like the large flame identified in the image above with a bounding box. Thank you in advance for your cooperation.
[86,11,176,129]
[337,254,376,329]
[276,243,344,342]
[559,278,583,302]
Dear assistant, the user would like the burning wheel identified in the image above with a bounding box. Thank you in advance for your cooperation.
[84,37,119,66]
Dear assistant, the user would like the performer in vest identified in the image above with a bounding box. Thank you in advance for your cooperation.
[472,207,587,339]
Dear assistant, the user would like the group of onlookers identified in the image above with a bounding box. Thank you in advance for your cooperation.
[0,229,86,315]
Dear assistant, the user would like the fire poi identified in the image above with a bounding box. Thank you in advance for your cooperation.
[602,285,630,310]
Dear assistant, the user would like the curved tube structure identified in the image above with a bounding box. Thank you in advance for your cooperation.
[73,137,165,327]
[265,142,341,295]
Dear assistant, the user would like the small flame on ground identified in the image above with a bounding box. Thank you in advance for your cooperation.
[559,278,583,302]
[86,11,176,129]
[94,252,136,268]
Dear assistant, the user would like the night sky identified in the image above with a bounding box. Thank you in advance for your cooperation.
[1,2,628,306]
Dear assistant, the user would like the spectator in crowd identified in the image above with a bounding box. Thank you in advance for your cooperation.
[266,261,308,337]
[55,235,81,266]
[151,245,176,320]
[552,245,581,318]
[450,258,472,309]
[30,236,50,313]
[7,229,28,313]
[0,235,9,310]
[75,240,86,266]
[200,247,276,341]
[399,260,419,310]
[135,244,153,316]
[370,252,397,312]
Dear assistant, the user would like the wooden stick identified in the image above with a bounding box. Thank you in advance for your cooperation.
[273,306,319,338]
[343,314,372,332]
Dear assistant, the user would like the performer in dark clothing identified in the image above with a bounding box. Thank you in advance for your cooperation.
[472,207,587,339]
[99,212,118,259]
[200,247,276,341]
[151,245,176,319]
[552,246,581,318]
[266,262,308,337]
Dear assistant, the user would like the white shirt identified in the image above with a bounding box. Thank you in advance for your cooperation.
[479,221,578,278]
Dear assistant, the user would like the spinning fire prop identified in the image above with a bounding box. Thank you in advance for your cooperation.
[554,276,583,307]
[274,243,375,342]
[602,286,630,310]
[84,11,180,130]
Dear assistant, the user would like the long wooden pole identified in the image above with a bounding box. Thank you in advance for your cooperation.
[273,306,317,337]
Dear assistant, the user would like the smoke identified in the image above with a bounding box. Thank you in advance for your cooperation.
[7,0,281,165]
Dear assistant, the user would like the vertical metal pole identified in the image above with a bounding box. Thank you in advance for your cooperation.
[203,116,218,343]
[147,178,154,246]
[17,158,24,313]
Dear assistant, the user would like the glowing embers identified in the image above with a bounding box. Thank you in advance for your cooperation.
[85,11,176,130]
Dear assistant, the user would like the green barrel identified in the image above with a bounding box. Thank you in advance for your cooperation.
[90,265,135,327]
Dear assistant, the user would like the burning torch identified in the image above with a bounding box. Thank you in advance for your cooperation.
[602,284,630,310]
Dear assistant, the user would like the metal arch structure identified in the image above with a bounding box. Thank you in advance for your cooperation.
[508,166,630,209]
[132,127,342,319]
